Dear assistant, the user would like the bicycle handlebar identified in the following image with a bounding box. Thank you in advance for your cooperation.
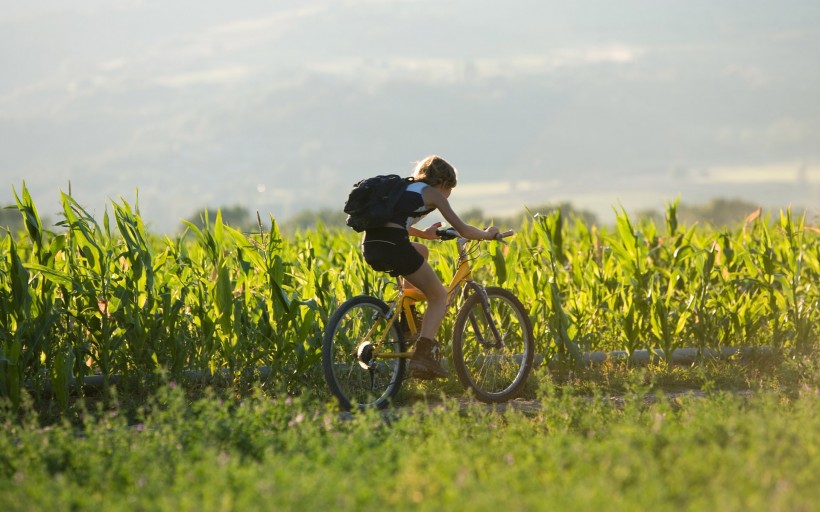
[435,228,514,241]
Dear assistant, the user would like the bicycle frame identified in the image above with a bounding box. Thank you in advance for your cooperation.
[368,237,484,360]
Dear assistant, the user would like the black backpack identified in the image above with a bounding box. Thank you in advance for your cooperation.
[343,174,414,232]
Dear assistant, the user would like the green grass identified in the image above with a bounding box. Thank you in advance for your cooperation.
[2,360,818,512]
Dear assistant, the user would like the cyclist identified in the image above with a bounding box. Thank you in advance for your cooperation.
[361,155,500,379]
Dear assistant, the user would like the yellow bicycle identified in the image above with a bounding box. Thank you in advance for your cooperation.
[322,228,535,411]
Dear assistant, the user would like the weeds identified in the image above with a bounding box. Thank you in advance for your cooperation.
[1,375,819,511]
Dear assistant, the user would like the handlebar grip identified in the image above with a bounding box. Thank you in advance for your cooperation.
[436,228,514,241]
[436,228,459,240]
[490,230,515,241]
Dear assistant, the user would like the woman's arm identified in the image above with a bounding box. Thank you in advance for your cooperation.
[422,187,499,240]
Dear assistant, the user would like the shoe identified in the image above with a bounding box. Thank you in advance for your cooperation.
[409,337,448,380]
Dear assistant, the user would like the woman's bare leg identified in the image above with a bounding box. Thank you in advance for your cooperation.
[402,261,446,340]
[402,242,430,293]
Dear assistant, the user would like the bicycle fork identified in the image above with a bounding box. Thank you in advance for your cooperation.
[465,283,504,349]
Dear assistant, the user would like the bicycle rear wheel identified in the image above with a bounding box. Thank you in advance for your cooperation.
[322,295,406,411]
[452,286,534,403]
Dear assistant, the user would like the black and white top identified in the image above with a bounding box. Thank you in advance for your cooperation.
[389,181,435,229]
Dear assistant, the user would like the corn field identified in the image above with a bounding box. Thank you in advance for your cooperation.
[1,185,818,408]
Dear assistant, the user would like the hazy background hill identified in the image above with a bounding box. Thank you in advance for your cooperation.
[1,1,819,233]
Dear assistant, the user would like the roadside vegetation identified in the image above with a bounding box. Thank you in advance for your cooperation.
[1,366,819,511]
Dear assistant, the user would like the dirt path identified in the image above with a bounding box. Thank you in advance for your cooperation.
[417,388,758,417]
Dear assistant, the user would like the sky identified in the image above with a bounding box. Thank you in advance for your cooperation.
[1,0,819,233]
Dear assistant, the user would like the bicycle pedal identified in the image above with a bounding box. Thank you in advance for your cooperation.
[409,369,439,381]
[409,359,449,380]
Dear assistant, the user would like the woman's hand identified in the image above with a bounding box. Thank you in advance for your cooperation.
[409,222,443,240]
[421,222,443,240]
[484,226,500,240]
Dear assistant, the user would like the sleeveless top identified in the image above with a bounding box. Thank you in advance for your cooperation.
[389,181,435,229]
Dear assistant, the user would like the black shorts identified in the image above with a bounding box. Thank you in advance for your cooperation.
[362,227,424,277]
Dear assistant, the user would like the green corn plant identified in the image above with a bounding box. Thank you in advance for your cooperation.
[805,227,820,348]
[1,236,30,407]
[688,245,720,354]
[654,203,699,358]
[605,208,655,352]
[740,212,789,348]
[164,234,216,372]
[2,185,65,406]
[111,198,157,368]
[46,193,122,398]
[219,215,324,386]
[250,218,298,373]
[776,209,815,352]
[613,291,644,356]
[532,210,583,365]
[513,221,549,354]
[0,234,9,399]
[14,182,45,258]
[182,210,237,374]
[648,276,691,363]
[141,234,196,376]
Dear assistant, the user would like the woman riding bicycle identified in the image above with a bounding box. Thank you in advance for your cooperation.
[361,155,500,379]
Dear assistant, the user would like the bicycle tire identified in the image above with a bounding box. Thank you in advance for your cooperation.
[322,295,406,411]
[452,286,534,403]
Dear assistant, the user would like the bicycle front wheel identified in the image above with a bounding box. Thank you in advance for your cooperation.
[322,295,407,411]
[452,286,534,403]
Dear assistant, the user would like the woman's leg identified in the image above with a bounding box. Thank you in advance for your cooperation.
[402,242,429,292]
[411,242,429,259]
[402,261,447,340]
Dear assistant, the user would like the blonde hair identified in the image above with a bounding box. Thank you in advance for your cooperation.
[412,155,457,189]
